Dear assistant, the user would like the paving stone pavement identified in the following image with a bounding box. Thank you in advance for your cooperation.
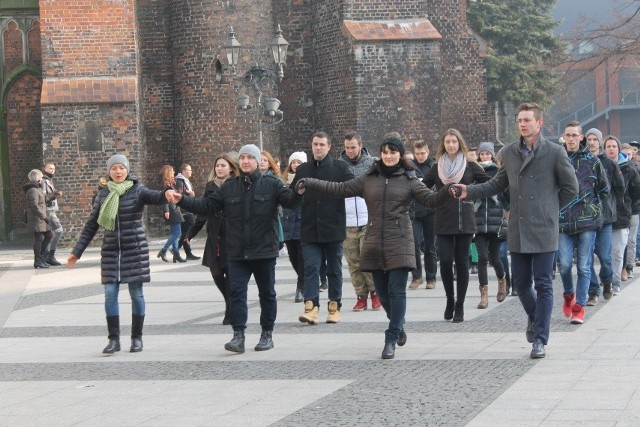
[1,241,640,426]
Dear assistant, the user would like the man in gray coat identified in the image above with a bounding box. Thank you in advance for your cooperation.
[451,103,578,359]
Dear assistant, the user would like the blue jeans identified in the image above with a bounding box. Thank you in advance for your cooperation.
[500,240,510,278]
[590,224,613,295]
[511,251,555,345]
[162,223,182,253]
[558,231,596,306]
[104,282,145,316]
[227,258,277,331]
[302,241,343,306]
[372,269,408,344]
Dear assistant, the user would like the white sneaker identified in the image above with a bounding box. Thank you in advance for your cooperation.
[613,285,621,295]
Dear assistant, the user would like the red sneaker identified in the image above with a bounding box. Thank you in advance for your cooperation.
[570,304,585,324]
[370,292,382,311]
[562,293,575,318]
[352,297,367,311]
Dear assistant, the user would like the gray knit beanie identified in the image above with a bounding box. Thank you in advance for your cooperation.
[585,128,603,147]
[478,142,495,156]
[238,144,262,163]
[107,154,130,172]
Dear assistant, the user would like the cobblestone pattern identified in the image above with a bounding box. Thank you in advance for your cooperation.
[0,359,532,426]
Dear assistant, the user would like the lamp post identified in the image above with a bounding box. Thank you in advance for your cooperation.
[223,25,289,151]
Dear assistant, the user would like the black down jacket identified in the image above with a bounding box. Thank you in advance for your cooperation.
[179,169,298,261]
[293,155,354,243]
[71,176,167,284]
[474,162,508,236]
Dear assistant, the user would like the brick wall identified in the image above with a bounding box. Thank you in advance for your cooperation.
[38,0,141,242]
[39,0,136,78]
[5,74,43,231]
[3,0,492,241]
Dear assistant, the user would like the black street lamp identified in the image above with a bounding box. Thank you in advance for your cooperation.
[223,26,289,150]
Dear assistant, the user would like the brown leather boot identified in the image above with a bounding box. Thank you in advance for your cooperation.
[477,285,489,309]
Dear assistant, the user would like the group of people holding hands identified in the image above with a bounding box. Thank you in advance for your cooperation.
[55,101,634,361]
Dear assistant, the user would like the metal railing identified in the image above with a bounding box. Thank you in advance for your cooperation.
[555,90,640,135]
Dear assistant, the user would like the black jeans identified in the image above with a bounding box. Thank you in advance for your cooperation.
[412,213,437,281]
[437,234,474,303]
[475,232,505,285]
[178,213,195,254]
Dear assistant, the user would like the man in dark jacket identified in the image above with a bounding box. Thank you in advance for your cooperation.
[167,144,298,354]
[557,121,609,325]
[622,141,640,280]
[604,136,640,296]
[585,128,625,304]
[452,103,579,359]
[409,140,438,290]
[294,131,355,324]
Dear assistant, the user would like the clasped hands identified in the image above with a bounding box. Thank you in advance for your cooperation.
[165,189,182,204]
[295,179,306,195]
[449,184,467,199]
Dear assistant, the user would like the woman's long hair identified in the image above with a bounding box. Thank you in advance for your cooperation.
[207,153,240,182]
[435,128,469,160]
[160,165,175,187]
[261,150,281,177]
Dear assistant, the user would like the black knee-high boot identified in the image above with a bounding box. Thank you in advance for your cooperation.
[103,316,120,354]
[130,314,144,352]
[442,277,455,320]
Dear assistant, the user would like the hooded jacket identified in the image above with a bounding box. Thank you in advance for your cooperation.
[597,153,625,225]
[301,161,449,271]
[559,138,609,234]
[613,152,640,230]
[71,175,168,284]
[474,161,508,236]
[23,182,48,232]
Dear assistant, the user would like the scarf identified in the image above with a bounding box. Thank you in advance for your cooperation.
[438,152,467,185]
[378,162,402,177]
[212,176,228,188]
[97,180,134,231]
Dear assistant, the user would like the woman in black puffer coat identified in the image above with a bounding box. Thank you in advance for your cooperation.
[68,154,168,355]
[474,142,508,310]
[187,153,239,325]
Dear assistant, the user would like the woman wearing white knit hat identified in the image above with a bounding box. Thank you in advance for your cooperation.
[282,151,308,302]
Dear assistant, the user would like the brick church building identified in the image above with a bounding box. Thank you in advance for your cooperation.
[0,0,491,241]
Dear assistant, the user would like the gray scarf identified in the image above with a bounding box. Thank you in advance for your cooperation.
[438,151,467,185]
